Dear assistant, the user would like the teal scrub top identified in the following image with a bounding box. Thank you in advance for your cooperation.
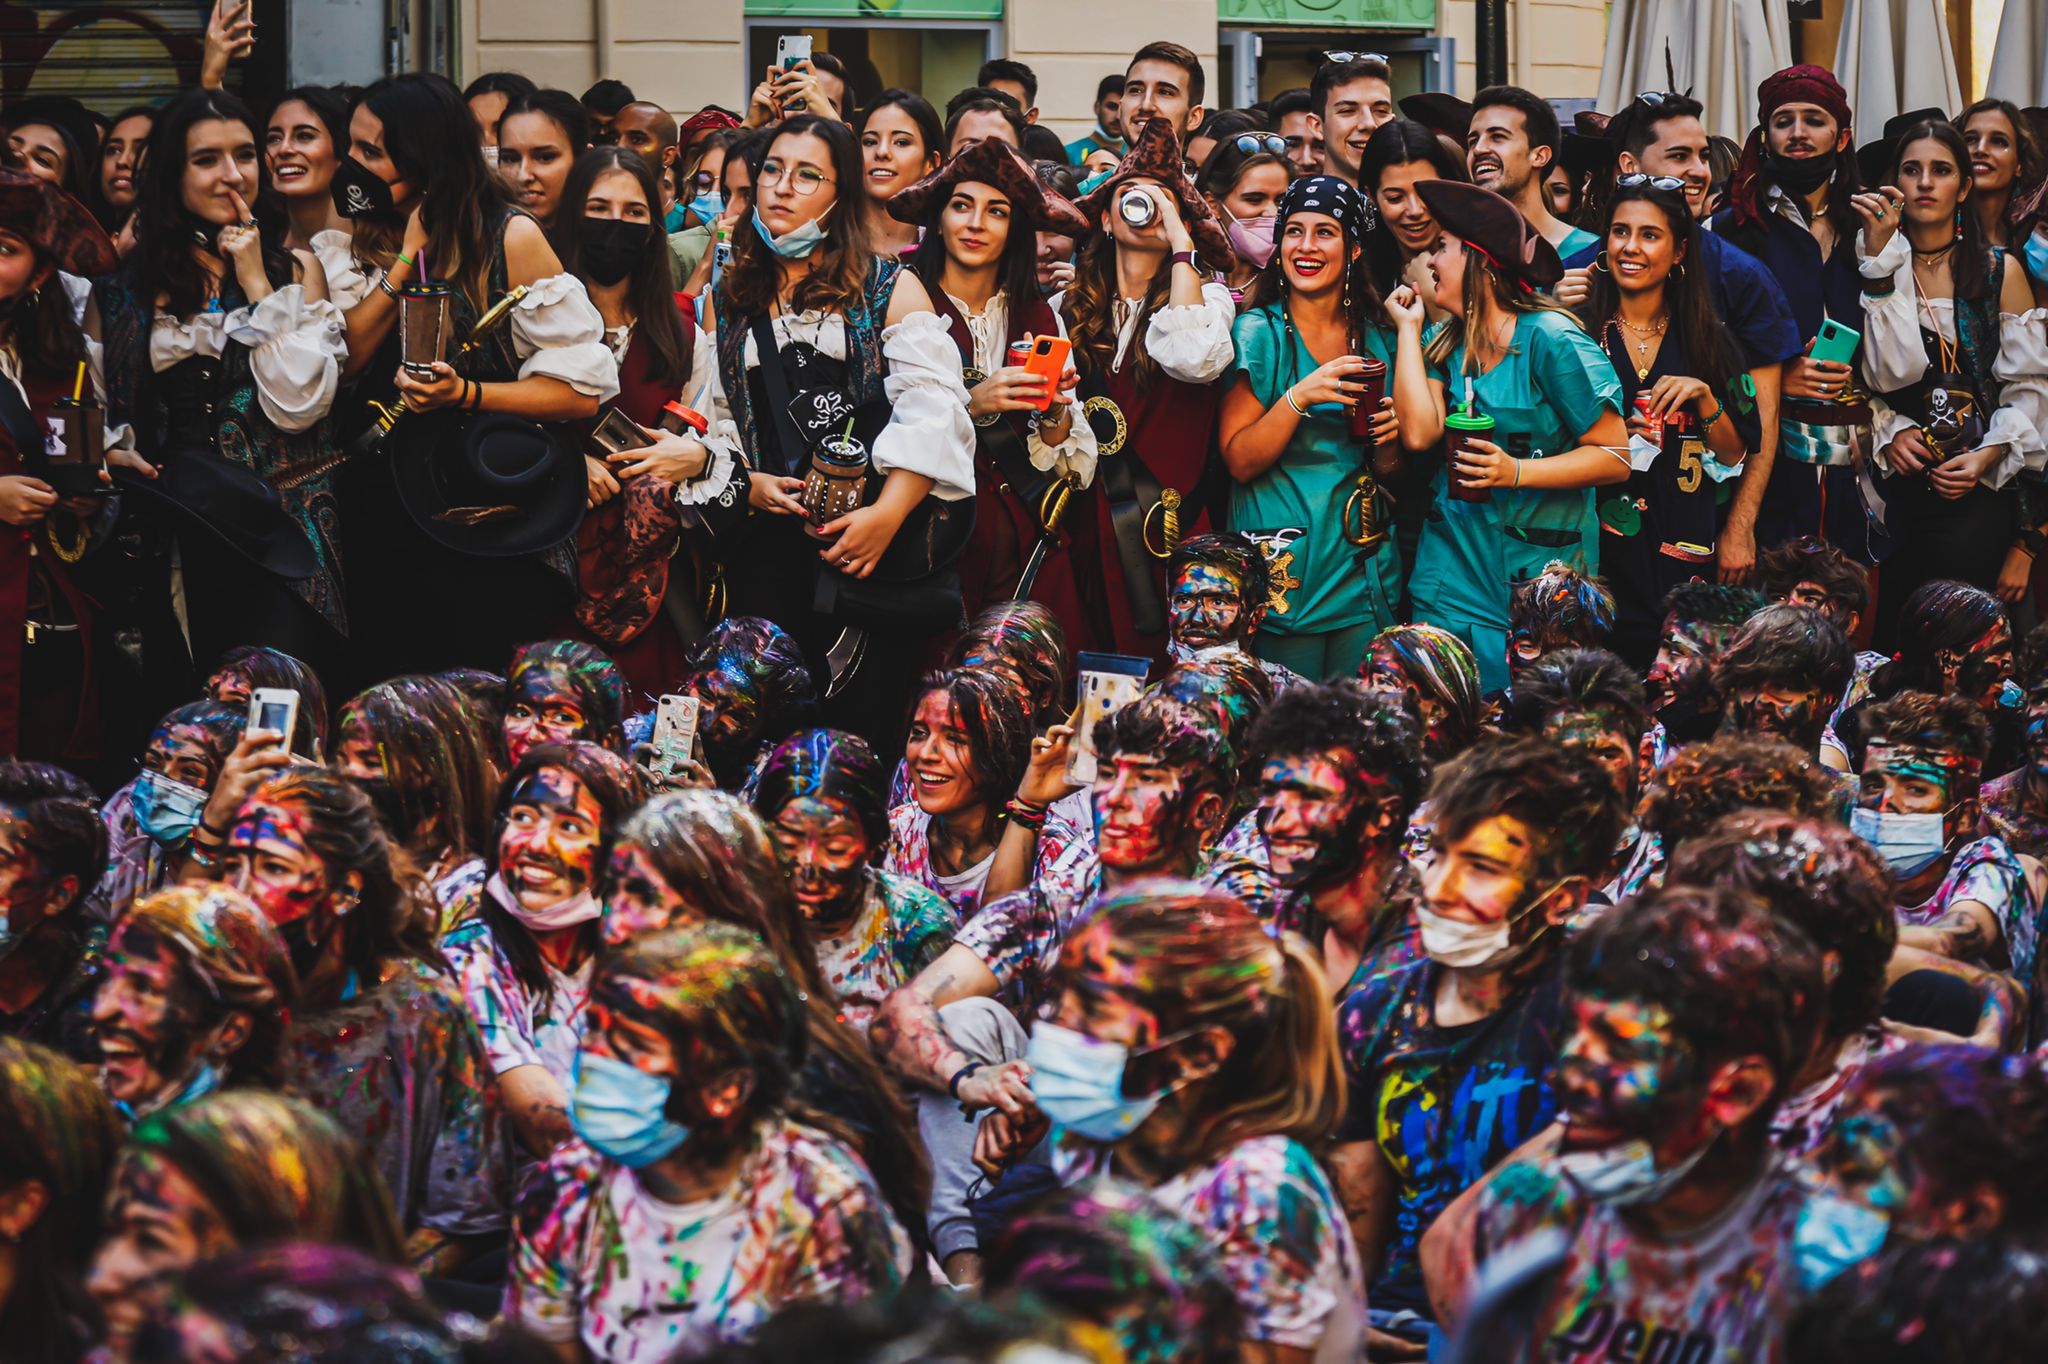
[1409,308,1623,690]
[1226,302,1413,639]
[1555,224,1600,265]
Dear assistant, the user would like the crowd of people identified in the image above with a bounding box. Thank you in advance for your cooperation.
[2,4,2048,1360]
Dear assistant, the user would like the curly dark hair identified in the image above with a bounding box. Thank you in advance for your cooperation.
[1505,648,1650,751]
[1860,690,1992,773]
[686,616,818,751]
[1788,1235,2048,1364]
[944,601,1070,728]
[1569,884,1825,1111]
[1757,536,1872,620]
[0,761,104,914]
[1426,736,1627,884]
[1637,734,1847,848]
[1508,562,1617,646]
[1095,694,1233,802]
[1713,603,1854,700]
[1661,580,1768,629]
[1667,812,1896,1037]
[1169,532,1273,633]
[1246,682,1426,824]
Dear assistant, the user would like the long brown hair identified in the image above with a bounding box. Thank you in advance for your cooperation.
[719,115,875,320]
[1889,120,1996,303]
[1581,180,1742,398]
[356,74,512,315]
[554,145,692,389]
[1064,226,1171,389]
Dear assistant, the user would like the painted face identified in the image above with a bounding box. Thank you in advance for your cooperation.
[93,924,210,1109]
[0,801,56,939]
[685,662,763,756]
[204,662,254,708]
[1361,645,1456,760]
[1810,1096,1917,1227]
[1506,624,1584,682]
[89,1151,236,1352]
[1646,616,1733,714]
[1540,709,1638,806]
[224,800,331,931]
[503,666,589,765]
[333,722,384,783]
[1168,562,1251,653]
[1858,743,1961,817]
[2023,682,2048,778]
[1945,619,2014,710]
[769,794,870,926]
[142,723,223,792]
[1555,992,1698,1149]
[905,689,984,818]
[1783,579,1854,632]
[1423,813,1550,933]
[1723,684,1831,750]
[1258,752,1384,887]
[1092,751,1201,871]
[498,766,604,911]
[601,840,695,947]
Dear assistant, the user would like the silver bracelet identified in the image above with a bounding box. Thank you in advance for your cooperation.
[1284,386,1308,416]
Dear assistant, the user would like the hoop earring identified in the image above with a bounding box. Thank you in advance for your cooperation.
[1594,250,1612,274]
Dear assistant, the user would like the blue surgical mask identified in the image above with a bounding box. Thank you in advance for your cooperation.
[664,200,690,233]
[571,1051,691,1167]
[1553,1132,1713,1206]
[753,207,830,259]
[1793,1188,1890,1292]
[1026,1021,1168,1142]
[1999,679,2025,710]
[131,770,209,847]
[2024,229,2048,292]
[1850,806,1949,878]
[688,190,724,227]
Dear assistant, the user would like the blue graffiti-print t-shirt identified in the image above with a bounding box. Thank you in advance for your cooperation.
[1334,952,1570,1316]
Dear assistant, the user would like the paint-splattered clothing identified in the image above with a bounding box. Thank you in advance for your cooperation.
[443,914,593,1089]
[281,959,509,1238]
[815,870,957,1035]
[884,801,1090,921]
[1335,953,1570,1316]
[888,757,1093,833]
[431,857,489,936]
[1271,859,1427,998]
[506,1122,909,1361]
[91,778,170,924]
[1471,1155,1810,1363]
[1151,1135,1369,1358]
[1768,1027,1908,1159]
[1980,769,2048,861]
[1898,835,2037,981]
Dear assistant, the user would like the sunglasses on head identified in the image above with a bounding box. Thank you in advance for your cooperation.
[1617,173,1688,193]
[1635,90,1677,107]
[1232,133,1288,157]
[1324,50,1389,67]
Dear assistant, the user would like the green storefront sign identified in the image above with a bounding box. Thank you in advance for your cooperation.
[1220,0,1437,28]
[744,0,1004,18]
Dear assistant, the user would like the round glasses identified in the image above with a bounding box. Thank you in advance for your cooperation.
[1232,133,1288,157]
[758,160,833,195]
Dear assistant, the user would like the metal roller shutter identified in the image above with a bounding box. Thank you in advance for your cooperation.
[0,2,232,116]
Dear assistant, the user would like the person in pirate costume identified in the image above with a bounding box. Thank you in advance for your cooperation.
[699,113,975,751]
[1061,116,1238,662]
[1219,174,1408,681]
[1389,178,1628,695]
[1854,115,2048,640]
[312,73,619,687]
[91,87,349,689]
[0,169,134,770]
[890,135,1098,623]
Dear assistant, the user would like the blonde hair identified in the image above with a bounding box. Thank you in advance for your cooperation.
[1425,240,1585,369]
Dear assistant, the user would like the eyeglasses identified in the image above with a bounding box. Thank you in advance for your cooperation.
[758,160,833,195]
[1617,173,1687,193]
[688,170,719,192]
[1324,51,1389,67]
[1635,90,1676,107]
[1232,133,1288,157]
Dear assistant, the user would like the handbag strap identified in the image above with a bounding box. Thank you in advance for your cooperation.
[749,312,809,477]
[0,372,48,464]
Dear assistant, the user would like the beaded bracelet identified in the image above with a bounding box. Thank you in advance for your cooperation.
[1701,399,1726,427]
[1003,797,1048,831]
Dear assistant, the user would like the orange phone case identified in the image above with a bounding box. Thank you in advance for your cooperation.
[1022,335,1072,411]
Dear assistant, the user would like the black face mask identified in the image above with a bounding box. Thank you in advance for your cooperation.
[330,156,402,224]
[1762,145,1837,196]
[579,217,653,287]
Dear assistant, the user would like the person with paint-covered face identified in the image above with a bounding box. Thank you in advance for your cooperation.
[0,1036,120,1364]
[1424,887,1825,1360]
[93,700,241,922]
[634,616,816,794]
[1788,1234,2048,1364]
[1166,533,1304,693]
[1854,691,2039,981]
[994,888,1366,1360]
[751,729,955,1036]
[1357,622,1486,768]
[1642,580,1768,756]
[1503,561,1617,688]
[1628,734,1850,897]
[1327,736,1624,1358]
[1757,535,1885,720]
[1847,579,2023,773]
[1505,648,1655,899]
[443,742,640,1157]
[0,761,108,1065]
[1713,602,1857,772]
[1979,623,2048,861]
[506,924,909,1359]
[206,766,508,1273]
[88,1091,404,1363]
[93,884,296,1124]
[500,638,627,768]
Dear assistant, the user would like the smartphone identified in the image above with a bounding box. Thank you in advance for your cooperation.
[1064,653,1150,786]
[650,694,701,778]
[247,688,299,750]
[1021,335,1073,413]
[775,34,814,112]
[587,406,652,458]
[481,144,499,168]
[1809,317,1861,367]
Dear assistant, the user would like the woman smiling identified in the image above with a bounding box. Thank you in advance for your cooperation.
[857,89,942,259]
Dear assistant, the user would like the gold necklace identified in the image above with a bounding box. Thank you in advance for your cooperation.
[1612,314,1667,380]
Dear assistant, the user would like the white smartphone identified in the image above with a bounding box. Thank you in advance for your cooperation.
[481,144,499,167]
[775,34,814,112]
[1065,653,1151,786]
[247,688,299,750]
[650,694,702,778]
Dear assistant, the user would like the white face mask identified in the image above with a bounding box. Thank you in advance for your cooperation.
[487,873,602,931]
[1416,878,1566,971]
[1554,1132,1715,1206]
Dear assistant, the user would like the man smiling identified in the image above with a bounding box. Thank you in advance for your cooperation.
[1465,86,1596,259]
[1166,533,1304,692]
[1312,55,1395,189]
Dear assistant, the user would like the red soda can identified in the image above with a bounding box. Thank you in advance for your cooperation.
[1008,341,1032,369]
[1634,393,1663,448]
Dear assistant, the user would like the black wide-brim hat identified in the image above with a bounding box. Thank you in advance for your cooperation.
[1415,179,1564,290]
[113,450,317,579]
[1855,107,1950,187]
[390,410,584,558]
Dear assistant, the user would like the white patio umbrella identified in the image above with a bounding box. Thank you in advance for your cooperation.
[1597,0,1792,143]
[1986,0,2048,108]
[1833,0,1962,135]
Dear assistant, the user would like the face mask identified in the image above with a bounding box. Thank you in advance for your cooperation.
[687,190,724,227]
[753,206,830,259]
[1026,1021,1168,1142]
[579,217,652,287]
[1763,146,1837,196]
[132,771,209,847]
[1627,430,1662,472]
[1555,1132,1713,1206]
[1225,212,1278,269]
[2025,229,2048,290]
[1793,1188,1889,1292]
[571,1050,691,1167]
[277,915,332,981]
[1850,807,1949,878]
[353,774,410,840]
[1999,679,2025,710]
[1417,878,1564,971]
[329,156,401,224]
[117,1057,223,1125]
[487,873,602,932]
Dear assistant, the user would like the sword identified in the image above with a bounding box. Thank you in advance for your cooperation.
[1011,474,1076,601]
[823,626,867,698]
[1013,535,1052,600]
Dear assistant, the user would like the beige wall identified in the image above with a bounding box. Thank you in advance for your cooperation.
[1436,0,1606,102]
[461,0,747,115]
